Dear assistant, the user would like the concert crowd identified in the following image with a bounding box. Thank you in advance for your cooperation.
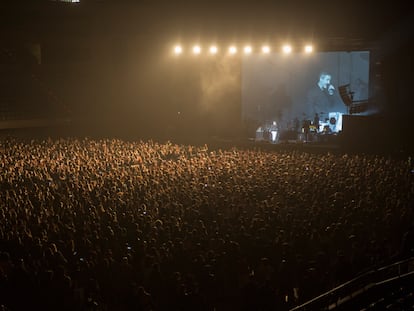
[0,138,413,310]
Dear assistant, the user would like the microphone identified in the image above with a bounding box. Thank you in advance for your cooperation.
[328,84,335,95]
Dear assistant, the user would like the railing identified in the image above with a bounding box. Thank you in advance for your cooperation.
[290,256,414,311]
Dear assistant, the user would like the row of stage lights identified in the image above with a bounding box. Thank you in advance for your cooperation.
[173,44,314,55]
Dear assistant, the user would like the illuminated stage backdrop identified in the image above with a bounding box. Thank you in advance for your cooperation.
[241,51,370,128]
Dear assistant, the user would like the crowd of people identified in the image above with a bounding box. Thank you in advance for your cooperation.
[0,137,413,310]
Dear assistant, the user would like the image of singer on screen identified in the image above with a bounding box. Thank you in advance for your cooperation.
[306,71,345,118]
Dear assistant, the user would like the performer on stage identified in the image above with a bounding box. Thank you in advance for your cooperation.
[313,113,320,133]
[269,121,279,143]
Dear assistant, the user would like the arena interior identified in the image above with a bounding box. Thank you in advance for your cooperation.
[1,1,414,310]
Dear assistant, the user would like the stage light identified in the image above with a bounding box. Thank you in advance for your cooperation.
[304,45,313,53]
[282,45,292,54]
[174,45,182,55]
[193,45,201,54]
[229,46,237,54]
[244,46,252,54]
[209,46,218,54]
[261,45,270,54]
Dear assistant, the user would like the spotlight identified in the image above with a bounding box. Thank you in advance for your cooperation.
[282,45,292,54]
[229,46,237,54]
[193,45,201,54]
[209,46,218,54]
[304,45,313,53]
[174,45,182,55]
[262,45,270,54]
[244,46,252,54]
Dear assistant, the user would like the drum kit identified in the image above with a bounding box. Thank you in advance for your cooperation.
[307,112,343,133]
[322,112,343,133]
[298,112,343,142]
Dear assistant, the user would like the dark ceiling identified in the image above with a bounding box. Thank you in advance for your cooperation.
[1,1,412,45]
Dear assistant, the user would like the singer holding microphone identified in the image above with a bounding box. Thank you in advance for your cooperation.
[305,71,345,118]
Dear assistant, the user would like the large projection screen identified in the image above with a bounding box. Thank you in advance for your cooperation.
[241,51,370,130]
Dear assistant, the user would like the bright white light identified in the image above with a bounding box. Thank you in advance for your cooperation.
[193,45,201,54]
[262,45,270,54]
[209,46,218,54]
[174,45,182,55]
[304,45,313,53]
[282,45,292,54]
[244,46,252,54]
[229,46,237,54]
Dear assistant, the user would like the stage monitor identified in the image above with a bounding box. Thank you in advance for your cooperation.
[241,51,370,131]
